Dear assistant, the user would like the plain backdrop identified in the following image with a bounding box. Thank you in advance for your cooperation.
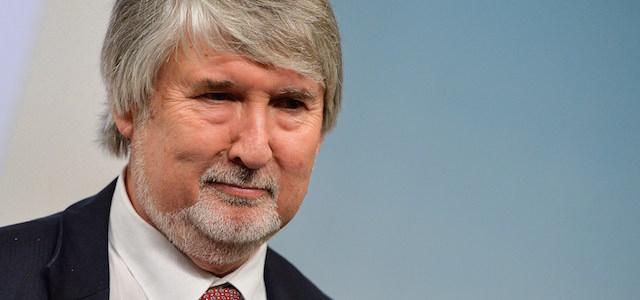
[1,1,639,299]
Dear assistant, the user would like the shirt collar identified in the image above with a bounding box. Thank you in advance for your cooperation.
[108,169,267,299]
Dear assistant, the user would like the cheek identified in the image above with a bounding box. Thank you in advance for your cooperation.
[273,137,321,224]
[139,118,232,210]
[159,110,233,163]
[276,175,310,227]
[138,138,199,211]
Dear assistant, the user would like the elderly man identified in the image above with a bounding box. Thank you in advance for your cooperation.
[0,0,341,299]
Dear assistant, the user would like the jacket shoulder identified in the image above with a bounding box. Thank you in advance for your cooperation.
[0,179,116,299]
[265,248,331,299]
[0,213,62,298]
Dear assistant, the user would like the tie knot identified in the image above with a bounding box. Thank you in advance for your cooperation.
[200,283,243,300]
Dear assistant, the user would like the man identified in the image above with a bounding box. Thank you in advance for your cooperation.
[0,0,342,299]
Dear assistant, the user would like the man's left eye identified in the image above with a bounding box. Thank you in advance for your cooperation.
[276,99,305,110]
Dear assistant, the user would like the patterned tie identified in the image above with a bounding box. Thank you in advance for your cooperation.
[200,283,243,300]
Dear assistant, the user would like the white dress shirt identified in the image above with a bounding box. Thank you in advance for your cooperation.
[108,171,268,300]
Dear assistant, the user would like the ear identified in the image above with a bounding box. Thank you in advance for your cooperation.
[112,108,135,139]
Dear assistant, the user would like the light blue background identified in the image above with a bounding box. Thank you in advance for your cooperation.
[272,1,640,299]
[2,1,639,299]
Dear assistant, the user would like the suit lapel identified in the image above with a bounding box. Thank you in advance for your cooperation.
[45,180,116,300]
[264,248,291,300]
[264,248,330,299]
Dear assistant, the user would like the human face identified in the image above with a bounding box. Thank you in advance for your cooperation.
[115,45,325,273]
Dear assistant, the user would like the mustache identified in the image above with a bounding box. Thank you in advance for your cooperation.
[199,162,279,198]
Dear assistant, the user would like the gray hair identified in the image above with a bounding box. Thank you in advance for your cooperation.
[100,0,342,157]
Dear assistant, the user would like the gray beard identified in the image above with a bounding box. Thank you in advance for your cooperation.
[130,139,282,267]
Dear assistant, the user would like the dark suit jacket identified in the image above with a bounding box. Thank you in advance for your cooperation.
[0,180,329,299]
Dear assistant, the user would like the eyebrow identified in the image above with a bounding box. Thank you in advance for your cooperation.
[192,79,235,91]
[276,87,317,102]
[189,78,317,101]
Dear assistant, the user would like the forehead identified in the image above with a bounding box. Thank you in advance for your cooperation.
[158,44,323,95]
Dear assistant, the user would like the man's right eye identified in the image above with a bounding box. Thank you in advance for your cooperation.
[201,92,233,101]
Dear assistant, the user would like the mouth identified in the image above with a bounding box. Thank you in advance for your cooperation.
[198,163,279,205]
[208,181,271,200]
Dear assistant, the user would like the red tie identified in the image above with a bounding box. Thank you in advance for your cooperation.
[200,284,243,300]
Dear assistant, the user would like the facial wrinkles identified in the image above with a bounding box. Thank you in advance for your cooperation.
[128,50,325,269]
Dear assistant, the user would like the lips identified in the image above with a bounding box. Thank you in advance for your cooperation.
[198,162,279,202]
[209,182,270,200]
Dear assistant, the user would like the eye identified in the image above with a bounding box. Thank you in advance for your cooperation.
[200,92,234,101]
[275,98,305,110]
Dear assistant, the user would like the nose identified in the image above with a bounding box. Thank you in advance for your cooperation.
[228,105,273,170]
